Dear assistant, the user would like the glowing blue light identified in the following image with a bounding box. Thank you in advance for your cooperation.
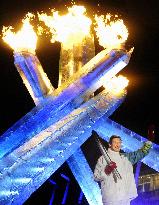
[0,48,139,205]
[67,149,103,205]
[0,88,124,204]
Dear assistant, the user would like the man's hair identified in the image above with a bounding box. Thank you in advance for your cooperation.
[109,135,121,144]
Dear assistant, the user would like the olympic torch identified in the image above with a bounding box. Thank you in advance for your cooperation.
[96,134,122,183]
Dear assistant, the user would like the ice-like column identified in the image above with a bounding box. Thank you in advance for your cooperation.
[67,148,103,205]
[78,191,84,204]
[48,179,57,205]
[94,117,159,172]
[14,33,99,204]
[60,174,70,204]
[0,47,130,204]
[0,48,129,159]
[59,32,102,205]
[58,34,95,86]
[55,48,131,96]
[0,87,125,204]
[13,33,100,204]
[14,51,54,105]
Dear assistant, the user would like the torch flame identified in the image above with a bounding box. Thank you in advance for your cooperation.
[38,5,92,49]
[94,14,128,49]
[2,13,37,53]
[104,75,129,95]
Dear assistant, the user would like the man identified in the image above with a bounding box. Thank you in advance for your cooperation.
[94,134,152,205]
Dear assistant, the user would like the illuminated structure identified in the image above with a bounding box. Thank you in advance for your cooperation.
[1,5,159,205]
[0,48,127,204]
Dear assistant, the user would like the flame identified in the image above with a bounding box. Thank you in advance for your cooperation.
[103,75,129,95]
[37,26,44,35]
[2,13,37,53]
[38,5,92,49]
[94,14,128,49]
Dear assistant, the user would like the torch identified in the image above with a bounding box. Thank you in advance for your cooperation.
[95,134,122,183]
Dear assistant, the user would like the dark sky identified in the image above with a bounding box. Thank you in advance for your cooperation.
[0,1,159,204]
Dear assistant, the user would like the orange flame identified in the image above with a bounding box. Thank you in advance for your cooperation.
[2,13,37,53]
[94,14,128,49]
[103,75,129,94]
[38,5,92,49]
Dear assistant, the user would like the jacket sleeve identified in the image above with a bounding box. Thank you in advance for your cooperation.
[94,156,107,182]
[123,141,152,165]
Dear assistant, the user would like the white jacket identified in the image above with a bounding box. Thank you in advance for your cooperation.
[94,148,137,204]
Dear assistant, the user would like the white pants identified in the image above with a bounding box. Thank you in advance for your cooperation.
[103,199,130,205]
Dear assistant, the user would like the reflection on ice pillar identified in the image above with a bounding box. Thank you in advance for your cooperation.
[0,47,129,159]
[67,148,103,205]
[0,34,132,204]
[14,51,54,105]
[0,87,125,204]
[60,173,70,204]
[14,50,93,204]
[48,179,57,205]
[78,191,84,204]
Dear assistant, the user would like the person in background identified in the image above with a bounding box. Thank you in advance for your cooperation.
[94,133,152,205]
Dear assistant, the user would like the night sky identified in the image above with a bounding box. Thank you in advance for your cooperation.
[0,0,159,204]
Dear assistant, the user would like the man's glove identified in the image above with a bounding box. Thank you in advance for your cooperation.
[142,141,152,154]
[105,161,117,175]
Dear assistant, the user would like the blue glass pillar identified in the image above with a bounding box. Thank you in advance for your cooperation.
[60,174,70,204]
[14,51,54,105]
[67,148,103,205]
[48,179,57,205]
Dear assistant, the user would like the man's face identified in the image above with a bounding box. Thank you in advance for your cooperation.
[109,138,121,152]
